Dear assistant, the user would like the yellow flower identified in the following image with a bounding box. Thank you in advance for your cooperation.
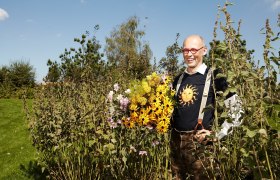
[156,121,169,133]
[130,111,138,119]
[125,120,135,128]
[130,104,138,111]
[126,72,174,132]
[156,85,166,99]
[142,80,151,93]
[139,113,150,125]
[159,115,170,125]
[137,96,147,106]
[130,96,138,105]
[151,97,161,108]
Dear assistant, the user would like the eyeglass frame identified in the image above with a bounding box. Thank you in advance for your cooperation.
[182,46,205,55]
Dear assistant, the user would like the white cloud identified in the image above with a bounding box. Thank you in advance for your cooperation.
[80,0,85,3]
[0,8,9,21]
[271,0,280,9]
[265,0,280,10]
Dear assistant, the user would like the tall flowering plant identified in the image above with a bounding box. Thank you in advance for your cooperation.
[107,83,130,129]
[123,72,175,133]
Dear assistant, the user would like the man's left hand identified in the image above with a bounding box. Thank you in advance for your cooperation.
[194,129,212,143]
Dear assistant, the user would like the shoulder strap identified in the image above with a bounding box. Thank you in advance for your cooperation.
[175,73,184,96]
[194,68,212,131]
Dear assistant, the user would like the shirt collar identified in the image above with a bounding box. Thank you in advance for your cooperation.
[185,63,207,75]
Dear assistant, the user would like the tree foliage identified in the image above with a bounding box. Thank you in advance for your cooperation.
[0,60,35,98]
[45,28,105,83]
[105,16,152,79]
[158,33,184,77]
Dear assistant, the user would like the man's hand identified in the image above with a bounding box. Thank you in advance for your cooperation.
[194,129,211,143]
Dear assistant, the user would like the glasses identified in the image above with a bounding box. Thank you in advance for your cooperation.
[182,46,204,54]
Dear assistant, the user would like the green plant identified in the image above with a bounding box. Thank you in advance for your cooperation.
[206,2,279,179]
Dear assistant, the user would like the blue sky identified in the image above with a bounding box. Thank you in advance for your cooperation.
[0,0,279,82]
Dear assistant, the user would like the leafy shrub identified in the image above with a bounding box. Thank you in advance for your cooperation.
[26,78,170,179]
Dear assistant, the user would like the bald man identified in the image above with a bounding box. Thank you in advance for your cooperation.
[170,35,242,179]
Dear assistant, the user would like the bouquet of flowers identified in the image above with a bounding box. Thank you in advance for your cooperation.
[107,72,175,133]
[125,72,175,133]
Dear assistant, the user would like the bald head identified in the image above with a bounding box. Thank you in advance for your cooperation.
[182,35,207,72]
[183,35,205,47]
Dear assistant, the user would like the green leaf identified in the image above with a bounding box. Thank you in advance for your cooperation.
[105,143,115,150]
[216,73,227,79]
[246,128,256,138]
[88,140,95,147]
[240,148,249,157]
[241,71,249,77]
[122,156,127,164]
[227,71,235,82]
[216,58,224,63]
[111,138,117,143]
[220,112,228,118]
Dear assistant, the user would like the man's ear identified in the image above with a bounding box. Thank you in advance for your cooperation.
[203,48,207,55]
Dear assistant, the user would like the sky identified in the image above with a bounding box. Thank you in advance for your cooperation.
[0,0,279,82]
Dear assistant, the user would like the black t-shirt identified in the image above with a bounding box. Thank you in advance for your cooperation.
[171,68,230,131]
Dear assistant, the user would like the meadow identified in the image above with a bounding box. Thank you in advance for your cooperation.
[0,99,38,180]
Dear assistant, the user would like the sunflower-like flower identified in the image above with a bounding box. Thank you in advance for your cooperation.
[126,73,174,133]
[156,121,169,133]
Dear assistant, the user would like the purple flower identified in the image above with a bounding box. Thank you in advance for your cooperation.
[139,150,147,156]
[109,121,118,129]
[120,97,129,111]
[114,83,120,92]
[161,74,167,83]
[107,117,113,123]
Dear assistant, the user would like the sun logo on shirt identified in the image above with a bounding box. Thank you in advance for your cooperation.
[179,85,197,106]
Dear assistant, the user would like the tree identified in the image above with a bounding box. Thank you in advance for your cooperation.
[45,28,105,82]
[158,33,184,77]
[0,65,10,84]
[105,16,152,79]
[9,60,36,88]
[44,60,61,82]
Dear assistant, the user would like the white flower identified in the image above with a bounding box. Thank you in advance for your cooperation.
[109,121,118,129]
[117,94,123,101]
[139,150,147,156]
[152,140,160,146]
[107,91,114,102]
[125,89,131,94]
[114,83,120,92]
[130,146,137,152]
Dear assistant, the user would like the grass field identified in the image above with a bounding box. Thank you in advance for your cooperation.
[0,99,37,180]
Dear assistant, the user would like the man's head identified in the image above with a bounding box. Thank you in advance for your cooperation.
[182,35,207,71]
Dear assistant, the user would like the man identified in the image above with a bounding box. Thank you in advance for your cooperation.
[170,35,242,179]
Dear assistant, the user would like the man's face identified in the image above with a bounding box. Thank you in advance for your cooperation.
[182,36,206,69]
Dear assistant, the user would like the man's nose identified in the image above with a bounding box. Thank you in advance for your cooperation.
[187,51,193,56]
